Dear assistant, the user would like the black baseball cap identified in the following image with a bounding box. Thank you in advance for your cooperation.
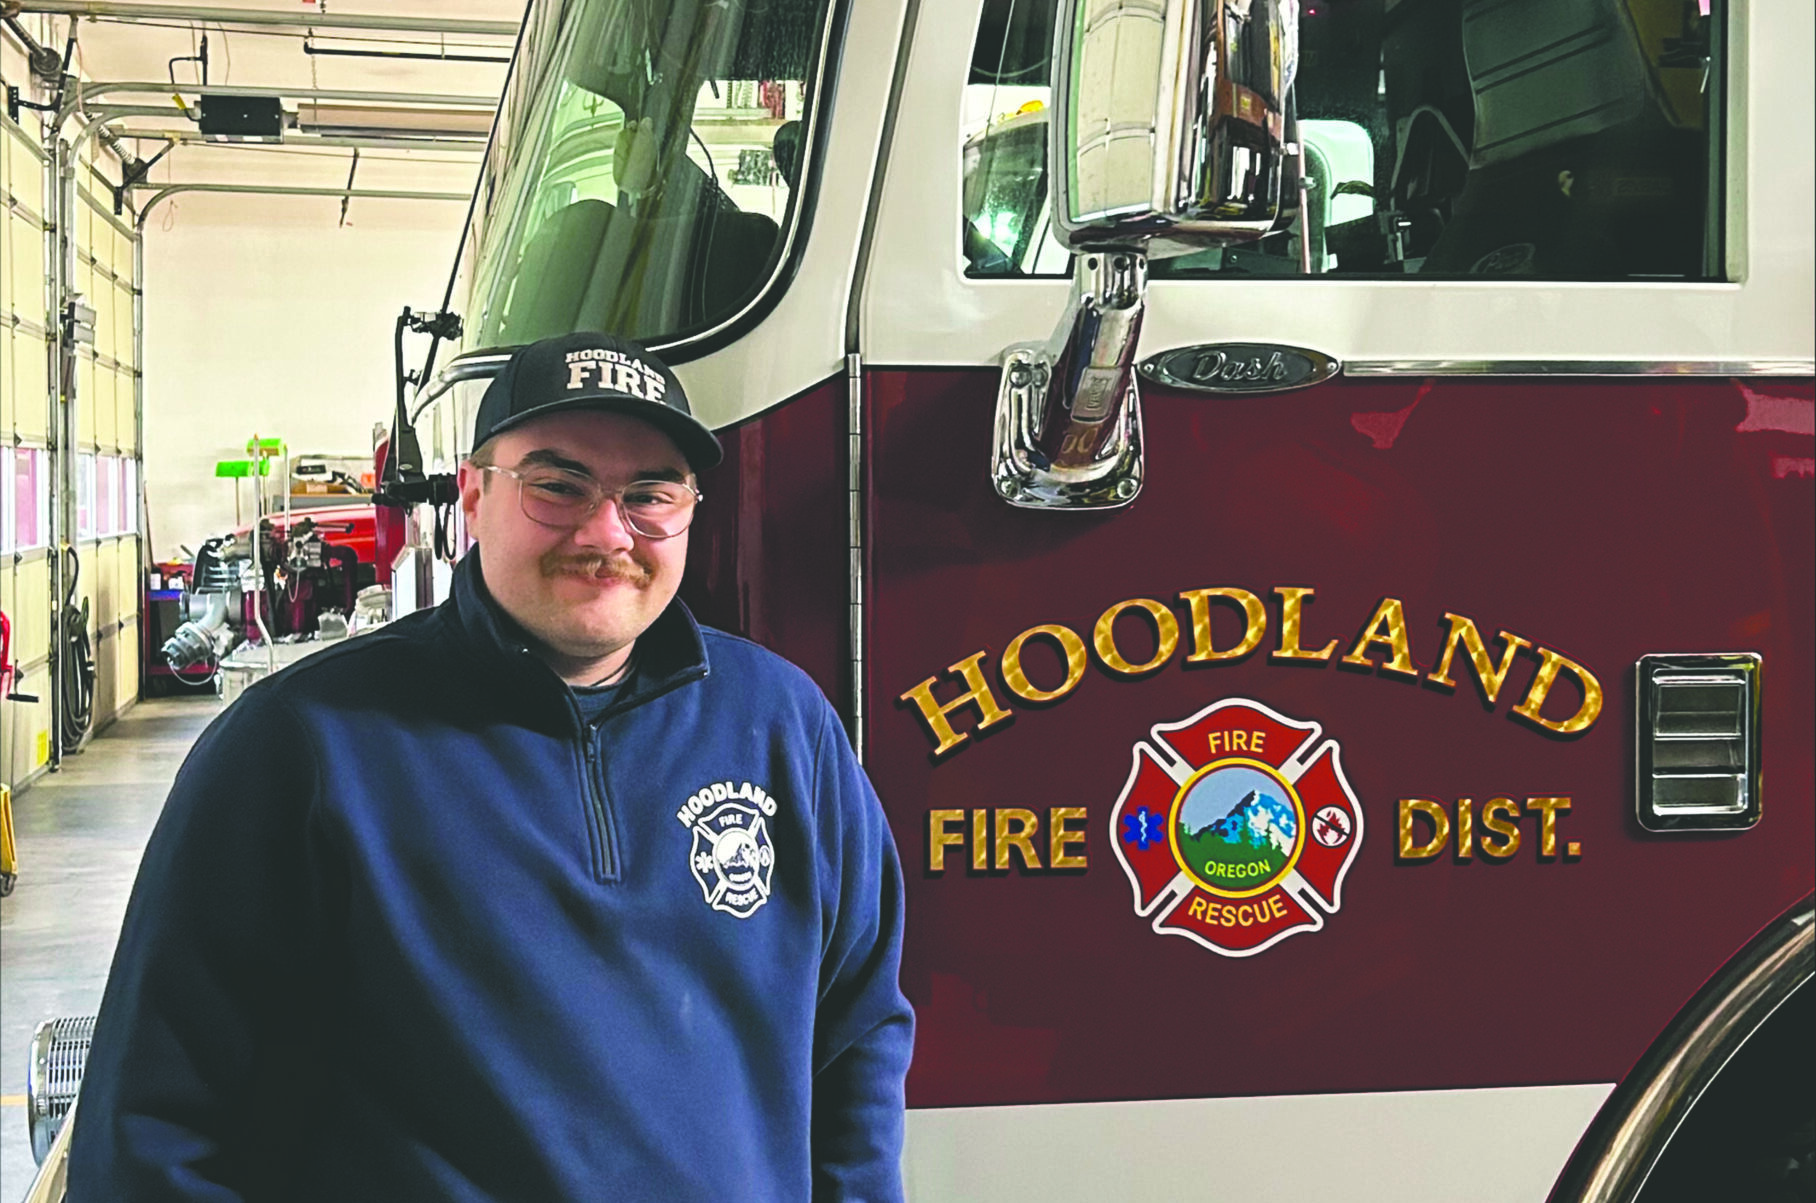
[472,332,723,471]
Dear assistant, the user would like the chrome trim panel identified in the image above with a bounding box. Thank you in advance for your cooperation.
[1347,359,1815,377]
[1552,901,1814,1203]
[846,351,865,757]
[843,0,921,750]
[1634,653,1763,833]
[844,0,923,353]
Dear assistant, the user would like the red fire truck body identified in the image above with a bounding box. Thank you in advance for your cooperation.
[391,0,1813,1196]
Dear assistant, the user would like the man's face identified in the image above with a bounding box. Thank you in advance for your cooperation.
[458,410,692,666]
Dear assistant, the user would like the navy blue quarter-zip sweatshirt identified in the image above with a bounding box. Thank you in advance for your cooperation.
[69,550,914,1202]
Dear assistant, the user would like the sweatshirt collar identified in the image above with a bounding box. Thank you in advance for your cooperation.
[448,547,709,712]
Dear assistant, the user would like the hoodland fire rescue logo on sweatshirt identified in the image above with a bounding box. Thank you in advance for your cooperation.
[678,781,777,919]
[1110,699,1363,957]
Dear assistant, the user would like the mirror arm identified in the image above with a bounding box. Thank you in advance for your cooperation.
[992,251,1148,510]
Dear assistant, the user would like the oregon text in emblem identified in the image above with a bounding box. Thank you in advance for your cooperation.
[680,781,777,919]
[1110,699,1362,956]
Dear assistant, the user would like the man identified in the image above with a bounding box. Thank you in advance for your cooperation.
[69,333,915,1201]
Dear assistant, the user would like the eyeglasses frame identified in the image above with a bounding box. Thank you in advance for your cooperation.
[478,464,703,540]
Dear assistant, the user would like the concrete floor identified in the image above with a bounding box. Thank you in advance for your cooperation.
[0,696,224,1203]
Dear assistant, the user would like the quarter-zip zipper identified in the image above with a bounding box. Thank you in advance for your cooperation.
[514,644,709,884]
[564,671,708,882]
[524,646,621,884]
[579,718,617,881]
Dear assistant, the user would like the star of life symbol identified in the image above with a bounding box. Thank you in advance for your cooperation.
[681,781,777,920]
[1109,699,1364,957]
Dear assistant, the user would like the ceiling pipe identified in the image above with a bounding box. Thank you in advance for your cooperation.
[64,81,500,125]
[300,124,491,142]
[15,1,519,37]
[133,181,469,229]
[85,103,492,140]
[116,127,487,153]
[65,94,492,163]
[303,41,511,67]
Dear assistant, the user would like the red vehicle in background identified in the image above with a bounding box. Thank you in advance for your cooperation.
[381,0,1812,1198]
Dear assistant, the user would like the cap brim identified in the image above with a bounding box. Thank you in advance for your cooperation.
[481,394,723,471]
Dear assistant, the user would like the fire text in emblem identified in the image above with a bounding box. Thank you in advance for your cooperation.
[1109,699,1363,957]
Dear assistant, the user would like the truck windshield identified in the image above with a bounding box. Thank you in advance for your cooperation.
[463,0,830,353]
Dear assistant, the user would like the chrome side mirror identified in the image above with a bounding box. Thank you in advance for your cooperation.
[993,0,1300,511]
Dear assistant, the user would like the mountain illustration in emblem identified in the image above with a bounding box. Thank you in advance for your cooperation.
[1175,769,1299,888]
[1194,790,1297,856]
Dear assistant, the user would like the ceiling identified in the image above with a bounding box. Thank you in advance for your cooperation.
[8,1,530,202]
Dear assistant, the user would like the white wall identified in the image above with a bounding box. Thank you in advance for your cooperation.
[142,187,470,558]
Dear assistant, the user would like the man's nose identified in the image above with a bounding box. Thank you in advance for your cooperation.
[571,492,638,551]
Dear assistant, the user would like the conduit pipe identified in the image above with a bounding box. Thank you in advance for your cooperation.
[14,2,520,37]
[48,135,76,766]
[109,127,488,154]
[133,182,469,227]
[62,81,501,125]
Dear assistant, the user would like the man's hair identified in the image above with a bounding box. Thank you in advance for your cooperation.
[466,442,495,481]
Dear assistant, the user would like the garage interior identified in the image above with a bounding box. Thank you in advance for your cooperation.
[1,3,520,1194]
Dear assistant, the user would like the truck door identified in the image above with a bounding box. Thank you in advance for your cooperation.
[859,0,1814,1196]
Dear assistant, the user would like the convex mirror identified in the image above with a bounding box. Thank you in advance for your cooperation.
[1053,0,1300,257]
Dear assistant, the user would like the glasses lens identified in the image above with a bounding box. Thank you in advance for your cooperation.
[516,468,598,527]
[512,470,697,537]
[619,480,697,538]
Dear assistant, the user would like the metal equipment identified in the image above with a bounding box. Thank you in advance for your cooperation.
[28,1015,95,1165]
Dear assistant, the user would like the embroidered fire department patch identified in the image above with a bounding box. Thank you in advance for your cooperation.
[1109,699,1363,957]
[682,783,777,919]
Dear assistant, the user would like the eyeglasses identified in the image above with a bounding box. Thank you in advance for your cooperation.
[482,465,701,539]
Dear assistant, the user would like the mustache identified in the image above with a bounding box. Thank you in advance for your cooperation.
[540,551,654,587]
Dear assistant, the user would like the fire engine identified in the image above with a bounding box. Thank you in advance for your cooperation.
[27,0,1810,1198]
[375,0,1813,1197]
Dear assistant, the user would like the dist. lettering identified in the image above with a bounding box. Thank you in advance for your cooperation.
[1397,796,1580,862]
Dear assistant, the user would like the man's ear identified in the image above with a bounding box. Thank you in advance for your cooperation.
[456,460,486,532]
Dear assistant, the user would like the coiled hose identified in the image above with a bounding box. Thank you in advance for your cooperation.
[59,547,94,753]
